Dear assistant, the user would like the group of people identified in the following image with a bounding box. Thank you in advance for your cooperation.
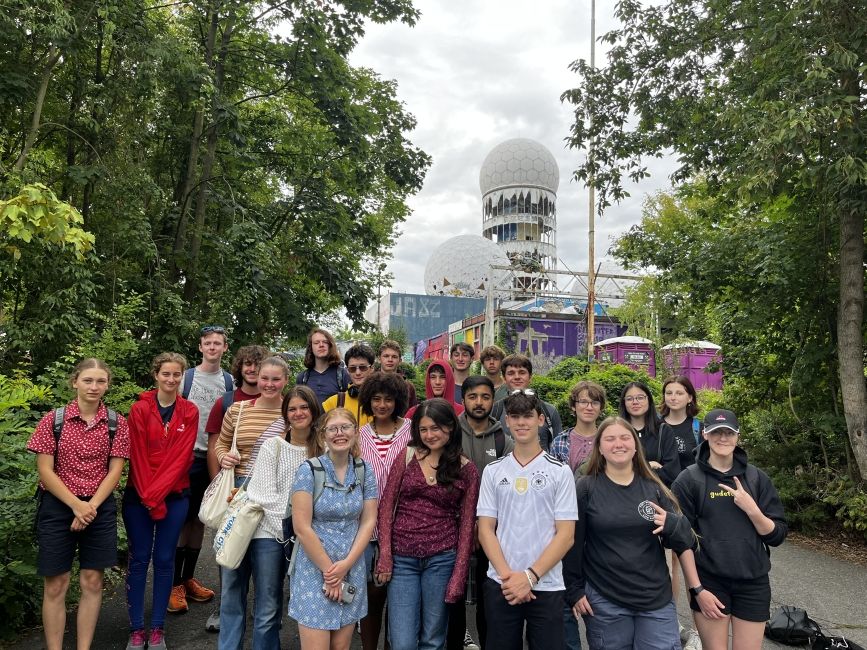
[29,327,787,650]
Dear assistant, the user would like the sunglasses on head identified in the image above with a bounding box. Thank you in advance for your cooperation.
[201,325,226,335]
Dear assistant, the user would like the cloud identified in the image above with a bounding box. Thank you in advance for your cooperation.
[351,0,677,297]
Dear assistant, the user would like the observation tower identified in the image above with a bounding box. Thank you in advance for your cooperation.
[479,138,559,293]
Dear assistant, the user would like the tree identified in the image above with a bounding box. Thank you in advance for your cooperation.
[562,0,867,475]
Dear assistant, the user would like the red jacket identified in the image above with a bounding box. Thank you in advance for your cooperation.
[127,390,198,520]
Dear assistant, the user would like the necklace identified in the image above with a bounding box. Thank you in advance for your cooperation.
[372,420,397,440]
[420,455,439,485]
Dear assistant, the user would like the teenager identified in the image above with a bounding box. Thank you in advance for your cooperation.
[171,325,232,614]
[201,344,268,633]
[477,390,577,650]
[479,345,507,401]
[550,380,606,473]
[619,381,679,486]
[28,359,130,650]
[660,374,703,637]
[451,376,514,650]
[124,353,198,650]
[376,399,480,650]
[323,343,376,428]
[296,328,351,404]
[379,340,418,412]
[564,417,695,650]
[289,408,378,650]
[449,342,475,403]
[215,357,290,650]
[406,360,465,418]
[491,354,562,450]
[357,372,413,650]
[548,380,605,650]
[672,410,787,650]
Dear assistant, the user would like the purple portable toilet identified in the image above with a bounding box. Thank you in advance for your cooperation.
[661,341,723,390]
[594,336,656,376]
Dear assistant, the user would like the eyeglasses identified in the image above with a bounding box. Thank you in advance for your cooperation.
[624,395,648,404]
[707,429,738,439]
[324,423,355,434]
[510,389,536,396]
[576,399,602,408]
[201,325,226,335]
[347,364,371,373]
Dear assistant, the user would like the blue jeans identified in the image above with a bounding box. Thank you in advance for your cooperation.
[218,537,287,649]
[387,550,456,650]
[123,493,189,630]
[583,582,680,650]
[564,601,582,650]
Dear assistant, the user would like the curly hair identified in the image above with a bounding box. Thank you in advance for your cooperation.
[230,345,270,387]
[151,352,188,376]
[358,371,408,420]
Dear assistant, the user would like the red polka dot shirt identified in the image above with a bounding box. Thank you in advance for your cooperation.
[28,400,130,496]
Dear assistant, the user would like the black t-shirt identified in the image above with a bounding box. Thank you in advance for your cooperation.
[563,473,694,611]
[663,417,701,472]
[157,402,175,425]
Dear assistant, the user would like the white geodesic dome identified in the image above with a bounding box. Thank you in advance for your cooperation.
[479,138,560,195]
[424,234,510,298]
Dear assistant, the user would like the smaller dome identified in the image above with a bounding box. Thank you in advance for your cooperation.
[479,138,560,196]
[424,235,510,298]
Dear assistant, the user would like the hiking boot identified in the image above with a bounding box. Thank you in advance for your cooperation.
[463,631,480,650]
[184,577,215,602]
[167,584,188,613]
[149,627,167,650]
[206,608,220,632]
[126,629,146,650]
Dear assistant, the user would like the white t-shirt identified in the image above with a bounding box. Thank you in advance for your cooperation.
[477,450,578,591]
[182,367,230,452]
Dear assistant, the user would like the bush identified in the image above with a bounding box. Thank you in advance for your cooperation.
[823,477,867,539]
[0,374,54,638]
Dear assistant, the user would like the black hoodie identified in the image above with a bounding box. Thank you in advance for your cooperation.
[671,441,787,581]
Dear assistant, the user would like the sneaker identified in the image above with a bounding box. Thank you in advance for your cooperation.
[167,584,188,613]
[126,629,146,649]
[184,577,215,602]
[206,608,220,633]
[463,631,480,650]
[683,631,702,650]
[149,627,167,650]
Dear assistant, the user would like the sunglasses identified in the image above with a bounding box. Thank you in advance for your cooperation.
[510,389,537,397]
[201,325,226,335]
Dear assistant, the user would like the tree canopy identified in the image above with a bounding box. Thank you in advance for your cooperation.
[0,0,430,372]
[562,0,867,475]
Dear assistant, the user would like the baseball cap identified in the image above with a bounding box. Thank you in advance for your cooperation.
[703,409,740,434]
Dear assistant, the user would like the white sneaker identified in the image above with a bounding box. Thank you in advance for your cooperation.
[463,631,480,650]
[683,630,703,650]
[206,608,220,633]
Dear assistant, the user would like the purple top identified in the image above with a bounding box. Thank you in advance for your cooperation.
[377,452,480,603]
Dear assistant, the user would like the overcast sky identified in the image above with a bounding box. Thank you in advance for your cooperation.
[350,0,676,298]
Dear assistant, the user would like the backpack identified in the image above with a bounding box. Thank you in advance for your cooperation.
[181,367,233,400]
[218,389,235,417]
[298,364,347,393]
[684,462,760,518]
[52,406,119,471]
[279,456,366,561]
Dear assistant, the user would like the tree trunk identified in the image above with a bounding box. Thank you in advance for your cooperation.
[13,46,62,173]
[837,205,867,478]
[183,11,236,302]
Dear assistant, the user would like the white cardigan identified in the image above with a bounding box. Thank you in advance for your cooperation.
[246,436,309,539]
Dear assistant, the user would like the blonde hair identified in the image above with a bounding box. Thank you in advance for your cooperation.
[69,358,112,387]
[585,416,681,512]
[317,408,361,458]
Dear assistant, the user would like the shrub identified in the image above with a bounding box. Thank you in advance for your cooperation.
[0,374,54,638]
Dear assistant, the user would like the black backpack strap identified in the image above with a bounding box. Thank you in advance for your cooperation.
[337,364,346,392]
[687,463,707,518]
[51,407,66,469]
[299,369,310,385]
[494,429,505,458]
[337,392,346,408]
[106,408,118,469]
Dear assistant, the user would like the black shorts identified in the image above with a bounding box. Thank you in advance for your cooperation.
[689,571,771,622]
[185,454,209,523]
[36,491,118,577]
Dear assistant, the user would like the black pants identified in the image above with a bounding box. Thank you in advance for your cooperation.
[446,547,491,649]
[483,578,565,650]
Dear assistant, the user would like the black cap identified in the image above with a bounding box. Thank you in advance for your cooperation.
[704,409,739,434]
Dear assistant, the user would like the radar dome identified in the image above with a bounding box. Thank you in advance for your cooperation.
[424,235,510,298]
[479,138,560,196]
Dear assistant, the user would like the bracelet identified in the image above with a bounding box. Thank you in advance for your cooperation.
[527,566,541,582]
[524,569,536,589]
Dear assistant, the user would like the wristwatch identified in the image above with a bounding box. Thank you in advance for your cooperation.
[688,585,705,597]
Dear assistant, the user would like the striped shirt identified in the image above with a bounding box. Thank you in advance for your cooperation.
[359,418,412,539]
[215,399,285,477]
